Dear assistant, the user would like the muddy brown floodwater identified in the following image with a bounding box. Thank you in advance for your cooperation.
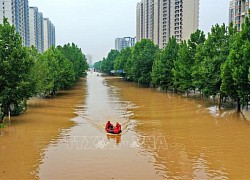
[0,79,85,179]
[1,72,250,179]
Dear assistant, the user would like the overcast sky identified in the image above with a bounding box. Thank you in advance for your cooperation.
[29,0,230,62]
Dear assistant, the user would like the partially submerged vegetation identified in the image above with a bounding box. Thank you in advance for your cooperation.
[94,15,250,112]
[0,122,7,129]
[0,18,88,123]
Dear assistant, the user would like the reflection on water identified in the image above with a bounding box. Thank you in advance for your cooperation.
[38,73,160,179]
[0,79,85,179]
[108,78,250,180]
[107,134,122,144]
[2,72,250,179]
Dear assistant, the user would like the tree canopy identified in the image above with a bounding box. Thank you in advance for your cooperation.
[0,19,34,122]
[0,19,88,122]
[93,16,250,112]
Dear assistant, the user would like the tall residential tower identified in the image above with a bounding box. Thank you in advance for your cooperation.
[43,18,55,51]
[0,0,30,46]
[136,0,199,48]
[29,7,44,52]
[0,0,55,51]
[229,0,249,31]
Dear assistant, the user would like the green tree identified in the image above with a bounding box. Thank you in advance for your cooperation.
[221,17,250,112]
[0,19,34,122]
[59,43,88,80]
[101,50,119,74]
[114,47,132,74]
[188,30,206,91]
[172,41,192,94]
[188,30,206,58]
[93,61,102,71]
[249,67,250,81]
[150,52,162,87]
[151,37,178,90]
[41,47,75,96]
[193,24,230,107]
[124,47,135,81]
[31,52,52,96]
[132,39,158,86]
[27,47,42,95]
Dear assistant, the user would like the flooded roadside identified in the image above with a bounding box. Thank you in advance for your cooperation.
[2,73,250,179]
[0,79,86,179]
[38,73,161,179]
[108,78,250,179]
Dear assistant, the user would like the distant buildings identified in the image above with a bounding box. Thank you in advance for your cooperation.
[0,0,30,46]
[22,0,30,47]
[0,0,55,52]
[115,37,136,51]
[229,0,249,31]
[37,12,44,52]
[43,18,55,51]
[229,1,236,25]
[29,7,45,52]
[86,54,93,67]
[136,0,199,48]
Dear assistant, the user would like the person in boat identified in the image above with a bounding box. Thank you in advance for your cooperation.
[105,121,113,130]
[113,122,122,134]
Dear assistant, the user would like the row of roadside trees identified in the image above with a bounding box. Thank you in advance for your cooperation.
[94,17,250,112]
[0,19,88,122]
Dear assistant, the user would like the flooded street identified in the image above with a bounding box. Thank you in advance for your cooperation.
[0,79,85,179]
[1,72,250,179]
[38,73,159,179]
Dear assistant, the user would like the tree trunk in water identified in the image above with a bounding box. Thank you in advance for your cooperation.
[218,93,222,110]
[237,100,241,112]
[0,113,5,124]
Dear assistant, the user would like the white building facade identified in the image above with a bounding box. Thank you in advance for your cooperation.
[29,7,38,49]
[29,7,45,52]
[37,12,44,52]
[86,54,93,66]
[136,0,199,48]
[43,18,55,51]
[0,0,55,51]
[0,0,30,46]
[229,0,249,31]
[115,37,136,51]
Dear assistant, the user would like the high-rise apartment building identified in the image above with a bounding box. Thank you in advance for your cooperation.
[115,37,136,51]
[43,18,55,51]
[0,0,30,46]
[229,0,249,31]
[0,0,54,51]
[29,7,38,49]
[21,0,30,46]
[229,0,236,25]
[37,12,44,52]
[29,7,44,52]
[86,54,93,66]
[0,0,16,28]
[136,0,199,48]
[43,18,49,51]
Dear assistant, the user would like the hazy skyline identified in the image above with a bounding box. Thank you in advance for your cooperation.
[29,0,230,62]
